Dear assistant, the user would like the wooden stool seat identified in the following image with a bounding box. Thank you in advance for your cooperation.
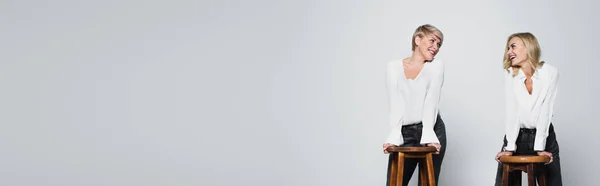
[387,146,437,153]
[500,155,550,163]
[499,155,551,186]
[387,146,437,186]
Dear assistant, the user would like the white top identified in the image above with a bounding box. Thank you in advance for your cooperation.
[504,63,559,151]
[384,59,444,146]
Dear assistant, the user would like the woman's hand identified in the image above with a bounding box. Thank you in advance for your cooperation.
[495,151,513,163]
[383,143,396,154]
[426,143,441,154]
[537,151,553,165]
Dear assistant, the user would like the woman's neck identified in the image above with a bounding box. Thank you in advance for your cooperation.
[520,62,534,77]
[405,52,426,66]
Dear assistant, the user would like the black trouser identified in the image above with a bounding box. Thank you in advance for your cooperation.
[494,124,562,186]
[386,114,447,186]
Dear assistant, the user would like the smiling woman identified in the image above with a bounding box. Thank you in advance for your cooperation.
[494,32,562,186]
[383,24,447,186]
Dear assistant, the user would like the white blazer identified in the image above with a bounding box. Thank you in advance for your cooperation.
[504,63,559,151]
[385,58,444,146]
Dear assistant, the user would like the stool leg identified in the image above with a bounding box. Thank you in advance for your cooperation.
[419,159,427,186]
[514,171,521,186]
[396,153,405,186]
[426,153,436,186]
[389,153,397,186]
[527,164,534,186]
[502,164,509,186]
[537,164,547,186]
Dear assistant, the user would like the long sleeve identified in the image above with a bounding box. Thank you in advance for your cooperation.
[504,71,520,151]
[534,69,559,151]
[419,61,444,144]
[385,62,404,145]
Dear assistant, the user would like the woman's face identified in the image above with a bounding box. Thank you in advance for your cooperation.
[506,37,529,67]
[415,34,441,61]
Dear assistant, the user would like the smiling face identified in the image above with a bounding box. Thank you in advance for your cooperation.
[502,32,544,76]
[506,37,529,67]
[410,24,444,62]
[414,34,442,61]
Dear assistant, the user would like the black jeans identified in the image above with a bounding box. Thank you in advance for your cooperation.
[494,124,562,186]
[386,114,447,186]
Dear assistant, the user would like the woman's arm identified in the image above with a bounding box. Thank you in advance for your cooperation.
[385,61,404,146]
[420,61,444,145]
[534,68,559,151]
[504,70,520,151]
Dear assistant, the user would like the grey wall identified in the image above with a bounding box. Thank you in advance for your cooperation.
[1,0,598,185]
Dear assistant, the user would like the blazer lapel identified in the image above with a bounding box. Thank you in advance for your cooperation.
[531,71,548,110]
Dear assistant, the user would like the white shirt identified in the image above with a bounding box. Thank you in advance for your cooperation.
[385,59,444,146]
[504,63,559,151]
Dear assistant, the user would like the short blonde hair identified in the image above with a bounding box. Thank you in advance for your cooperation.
[411,24,444,51]
[503,32,545,76]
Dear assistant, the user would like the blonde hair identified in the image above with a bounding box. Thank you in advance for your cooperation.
[503,32,545,76]
[411,24,444,51]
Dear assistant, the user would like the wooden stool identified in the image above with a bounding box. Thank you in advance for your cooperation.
[499,155,550,186]
[386,146,437,186]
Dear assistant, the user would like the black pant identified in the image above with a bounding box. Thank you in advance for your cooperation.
[386,114,447,186]
[494,124,562,186]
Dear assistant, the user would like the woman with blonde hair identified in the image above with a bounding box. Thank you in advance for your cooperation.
[383,24,447,186]
[494,32,562,186]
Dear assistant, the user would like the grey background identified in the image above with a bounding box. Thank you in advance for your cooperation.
[1,0,598,185]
